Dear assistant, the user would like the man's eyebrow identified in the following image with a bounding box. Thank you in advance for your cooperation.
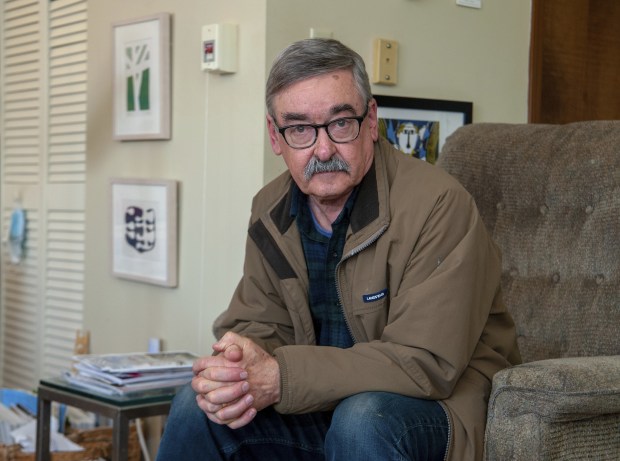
[280,112,309,123]
[330,103,357,116]
[280,103,358,124]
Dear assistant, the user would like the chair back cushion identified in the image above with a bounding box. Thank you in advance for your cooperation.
[438,121,620,362]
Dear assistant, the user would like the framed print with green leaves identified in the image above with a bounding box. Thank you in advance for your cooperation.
[112,13,171,140]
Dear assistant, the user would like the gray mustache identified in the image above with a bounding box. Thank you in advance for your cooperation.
[304,156,351,180]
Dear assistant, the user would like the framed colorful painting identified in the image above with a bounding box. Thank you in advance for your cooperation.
[374,95,472,164]
[112,13,171,140]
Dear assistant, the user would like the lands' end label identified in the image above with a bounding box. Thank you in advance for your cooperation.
[362,289,388,303]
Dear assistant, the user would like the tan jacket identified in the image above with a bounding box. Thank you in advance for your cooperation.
[214,137,521,460]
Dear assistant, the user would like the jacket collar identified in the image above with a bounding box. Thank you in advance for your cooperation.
[350,160,379,233]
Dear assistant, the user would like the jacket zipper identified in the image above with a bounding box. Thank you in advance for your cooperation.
[439,402,453,461]
[336,222,453,460]
[334,224,388,343]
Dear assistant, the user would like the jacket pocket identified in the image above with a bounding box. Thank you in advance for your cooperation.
[352,294,389,341]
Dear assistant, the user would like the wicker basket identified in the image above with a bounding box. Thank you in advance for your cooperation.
[0,425,140,461]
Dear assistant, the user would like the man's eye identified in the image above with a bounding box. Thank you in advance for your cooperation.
[330,119,354,132]
[292,125,309,134]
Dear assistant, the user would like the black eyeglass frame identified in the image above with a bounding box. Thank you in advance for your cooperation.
[275,105,370,149]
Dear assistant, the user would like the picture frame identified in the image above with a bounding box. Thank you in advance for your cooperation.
[112,13,171,141]
[374,95,473,163]
[110,178,178,287]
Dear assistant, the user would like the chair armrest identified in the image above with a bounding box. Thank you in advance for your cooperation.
[489,355,620,420]
[485,356,620,460]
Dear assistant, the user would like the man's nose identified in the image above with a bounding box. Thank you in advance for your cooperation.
[313,127,336,160]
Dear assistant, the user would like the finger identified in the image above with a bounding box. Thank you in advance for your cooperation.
[215,392,254,421]
[192,355,234,374]
[222,344,243,362]
[226,407,258,429]
[200,396,257,429]
[191,372,245,396]
[202,380,250,406]
[191,372,246,396]
[191,374,214,395]
[193,354,250,375]
[199,366,247,383]
[199,395,227,426]
[212,331,238,351]
[196,393,239,415]
[213,333,245,362]
[195,393,219,414]
[211,343,243,363]
[205,410,226,426]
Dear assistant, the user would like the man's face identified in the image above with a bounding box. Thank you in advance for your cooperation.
[267,70,378,204]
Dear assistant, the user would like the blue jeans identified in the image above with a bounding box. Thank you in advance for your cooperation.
[156,384,449,461]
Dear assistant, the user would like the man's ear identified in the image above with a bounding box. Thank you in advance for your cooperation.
[266,114,283,155]
[367,98,379,142]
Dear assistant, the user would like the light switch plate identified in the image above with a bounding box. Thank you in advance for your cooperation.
[372,38,398,85]
[457,0,482,9]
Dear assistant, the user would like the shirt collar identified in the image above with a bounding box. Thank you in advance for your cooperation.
[289,182,359,225]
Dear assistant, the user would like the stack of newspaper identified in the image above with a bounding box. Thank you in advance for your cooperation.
[64,351,198,396]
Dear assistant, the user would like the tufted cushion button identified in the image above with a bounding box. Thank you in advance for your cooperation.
[595,274,605,285]
[585,205,594,214]
[551,273,560,284]
[539,205,548,215]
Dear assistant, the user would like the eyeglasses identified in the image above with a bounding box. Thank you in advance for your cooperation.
[275,105,369,149]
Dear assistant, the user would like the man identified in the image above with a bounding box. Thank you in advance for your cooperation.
[156,38,520,461]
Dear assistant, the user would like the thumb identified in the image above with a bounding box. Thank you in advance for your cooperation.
[213,332,244,362]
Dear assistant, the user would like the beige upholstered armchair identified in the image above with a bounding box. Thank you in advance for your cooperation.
[438,121,620,460]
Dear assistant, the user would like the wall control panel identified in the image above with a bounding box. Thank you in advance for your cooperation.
[202,23,238,73]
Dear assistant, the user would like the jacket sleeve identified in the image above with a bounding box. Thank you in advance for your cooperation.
[212,214,301,354]
[272,184,515,414]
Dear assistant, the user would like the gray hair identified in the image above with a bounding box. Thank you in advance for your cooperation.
[266,38,372,118]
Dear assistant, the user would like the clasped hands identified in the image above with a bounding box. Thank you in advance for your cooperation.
[192,331,281,429]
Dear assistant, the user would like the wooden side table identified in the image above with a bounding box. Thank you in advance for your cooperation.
[36,378,178,461]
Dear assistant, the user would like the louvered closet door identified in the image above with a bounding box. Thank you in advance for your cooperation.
[0,0,87,389]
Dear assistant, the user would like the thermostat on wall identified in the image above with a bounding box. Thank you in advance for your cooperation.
[202,23,238,73]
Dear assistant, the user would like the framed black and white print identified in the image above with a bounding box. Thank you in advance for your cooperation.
[374,95,473,163]
[110,178,178,287]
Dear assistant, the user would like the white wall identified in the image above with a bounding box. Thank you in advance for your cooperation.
[85,0,531,356]
[85,0,268,355]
